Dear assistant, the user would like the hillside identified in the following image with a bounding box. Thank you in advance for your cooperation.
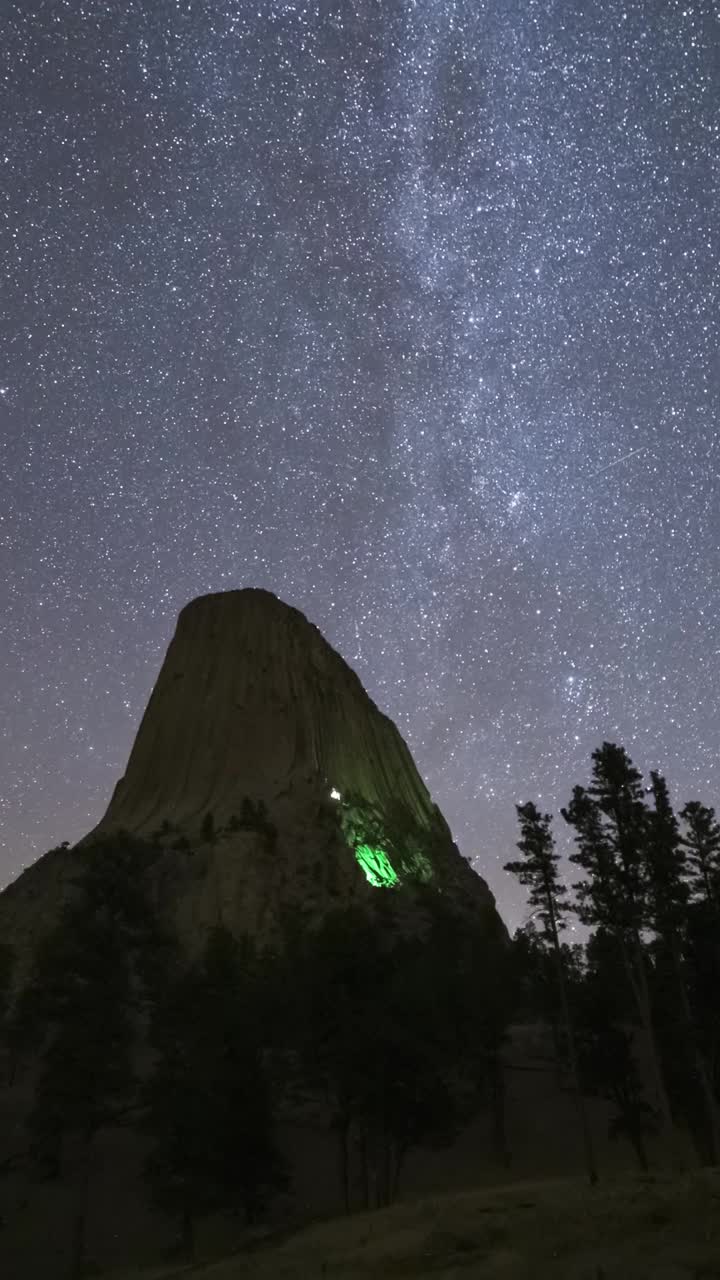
[110,1172,720,1280]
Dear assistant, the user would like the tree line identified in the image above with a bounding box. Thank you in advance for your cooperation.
[0,742,719,1275]
[505,741,720,1183]
[0,829,509,1275]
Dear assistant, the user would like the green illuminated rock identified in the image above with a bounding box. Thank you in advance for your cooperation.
[354,844,399,889]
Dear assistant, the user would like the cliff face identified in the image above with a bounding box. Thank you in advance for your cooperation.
[89,589,438,839]
[0,589,501,957]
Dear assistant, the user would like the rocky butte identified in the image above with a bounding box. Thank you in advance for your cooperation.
[0,589,503,958]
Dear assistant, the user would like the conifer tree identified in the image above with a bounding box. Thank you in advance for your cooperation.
[143,927,284,1258]
[505,802,598,1184]
[575,931,659,1171]
[286,902,490,1210]
[562,744,680,1167]
[680,801,720,908]
[680,800,720,1112]
[0,942,16,1187]
[0,943,14,1082]
[647,775,720,1163]
[13,835,164,1277]
[646,773,689,936]
[418,895,514,1172]
[23,852,143,1278]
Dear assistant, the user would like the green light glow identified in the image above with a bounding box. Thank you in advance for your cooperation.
[355,844,399,888]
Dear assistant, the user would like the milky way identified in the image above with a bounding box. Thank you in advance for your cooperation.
[1,1,718,929]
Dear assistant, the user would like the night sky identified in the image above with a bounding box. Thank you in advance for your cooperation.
[2,1,718,930]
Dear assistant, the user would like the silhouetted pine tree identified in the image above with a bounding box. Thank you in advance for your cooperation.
[645,774,720,1162]
[684,896,720,1110]
[23,861,143,1277]
[575,931,659,1171]
[0,943,14,1084]
[677,802,720,1071]
[562,744,681,1167]
[505,802,598,1184]
[421,894,514,1171]
[677,800,720,1151]
[680,801,720,908]
[143,928,285,1259]
[646,774,688,936]
[286,901,491,1211]
[0,943,17,1187]
[10,835,165,1277]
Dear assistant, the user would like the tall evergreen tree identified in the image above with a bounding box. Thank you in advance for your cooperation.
[562,744,680,1167]
[420,894,514,1172]
[143,927,285,1259]
[22,849,146,1278]
[286,901,495,1211]
[0,943,17,1191]
[505,802,598,1184]
[681,801,720,1102]
[512,921,565,1068]
[645,778,720,1163]
[11,834,165,1277]
[575,931,659,1172]
[0,943,14,1083]
[646,773,688,936]
[680,801,720,908]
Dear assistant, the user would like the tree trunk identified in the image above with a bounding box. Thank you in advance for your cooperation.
[69,1209,86,1280]
[670,936,720,1165]
[630,1124,650,1172]
[68,1135,93,1280]
[386,1138,401,1204]
[612,1082,652,1171]
[366,1132,379,1210]
[554,954,599,1184]
[391,1142,406,1204]
[701,860,716,911]
[359,1127,369,1210]
[243,1186,260,1226]
[381,1132,392,1207]
[546,888,598,1185]
[213,849,225,929]
[625,934,684,1171]
[181,1204,195,1262]
[338,1118,351,1214]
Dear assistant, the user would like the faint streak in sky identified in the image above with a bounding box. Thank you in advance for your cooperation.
[590,447,649,478]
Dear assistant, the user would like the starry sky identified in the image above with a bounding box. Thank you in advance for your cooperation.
[1,0,718,930]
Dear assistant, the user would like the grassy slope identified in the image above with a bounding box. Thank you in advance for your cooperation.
[113,1171,720,1280]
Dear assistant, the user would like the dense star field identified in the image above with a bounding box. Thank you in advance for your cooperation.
[1,1,717,927]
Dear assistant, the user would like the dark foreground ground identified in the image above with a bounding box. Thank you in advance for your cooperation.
[108,1170,720,1280]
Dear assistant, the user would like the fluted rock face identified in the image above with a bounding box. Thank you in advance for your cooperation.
[0,589,502,961]
[90,589,437,839]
